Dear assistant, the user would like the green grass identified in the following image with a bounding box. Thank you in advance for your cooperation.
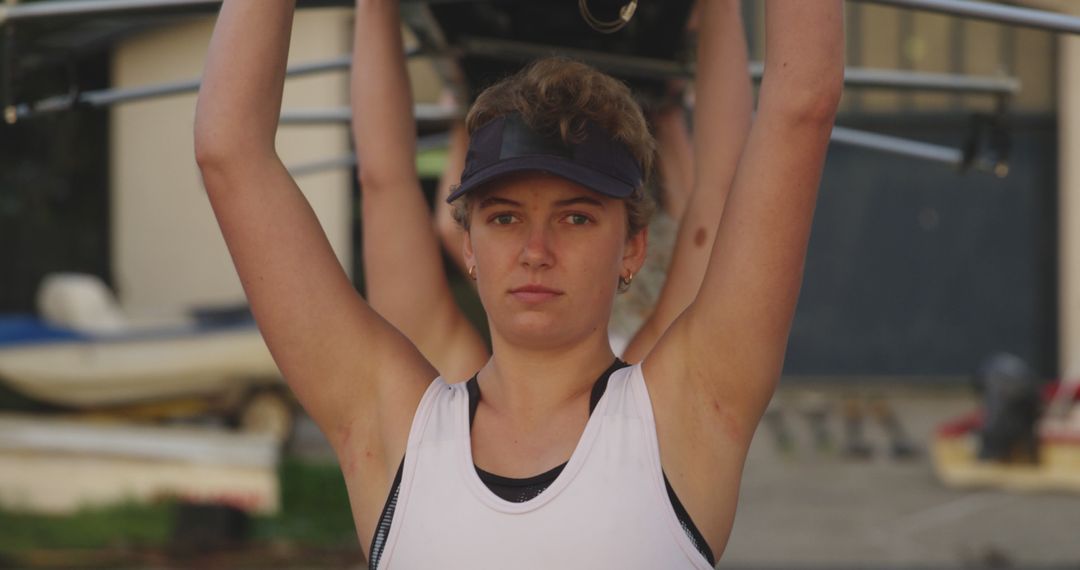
[251,459,357,546]
[0,500,173,554]
[0,457,357,561]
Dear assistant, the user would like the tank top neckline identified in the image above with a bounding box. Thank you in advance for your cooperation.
[467,359,627,495]
[456,359,629,513]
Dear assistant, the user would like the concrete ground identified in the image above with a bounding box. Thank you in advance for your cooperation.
[723,384,1080,569]
[289,383,1080,569]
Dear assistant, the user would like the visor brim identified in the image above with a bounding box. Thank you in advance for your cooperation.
[445,155,636,203]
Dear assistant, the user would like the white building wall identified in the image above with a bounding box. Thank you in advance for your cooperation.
[110,9,353,316]
[1059,29,1079,380]
[1024,0,1080,380]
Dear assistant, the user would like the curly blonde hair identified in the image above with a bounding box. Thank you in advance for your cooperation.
[451,57,656,238]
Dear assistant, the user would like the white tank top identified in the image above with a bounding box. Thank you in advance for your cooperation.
[374,363,714,569]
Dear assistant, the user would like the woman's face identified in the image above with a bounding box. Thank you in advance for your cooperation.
[463,172,647,350]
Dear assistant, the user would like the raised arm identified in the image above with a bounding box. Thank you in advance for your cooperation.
[193,0,435,475]
[621,0,752,363]
[639,2,842,556]
[648,0,843,429]
[352,0,488,381]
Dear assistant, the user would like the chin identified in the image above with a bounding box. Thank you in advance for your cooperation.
[497,314,578,349]
[501,310,614,351]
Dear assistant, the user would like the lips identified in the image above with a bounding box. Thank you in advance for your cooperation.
[509,284,563,304]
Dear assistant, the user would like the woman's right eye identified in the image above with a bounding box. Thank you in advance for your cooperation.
[491,214,516,225]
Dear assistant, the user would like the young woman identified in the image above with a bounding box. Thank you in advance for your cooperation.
[194,1,843,567]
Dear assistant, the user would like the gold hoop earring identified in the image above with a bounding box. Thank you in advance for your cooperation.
[617,271,634,293]
[468,266,477,281]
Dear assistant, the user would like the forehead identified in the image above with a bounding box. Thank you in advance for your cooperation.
[474,171,616,207]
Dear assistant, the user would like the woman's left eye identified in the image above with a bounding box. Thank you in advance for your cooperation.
[565,214,591,225]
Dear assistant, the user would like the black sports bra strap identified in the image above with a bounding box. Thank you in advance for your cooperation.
[466,358,627,428]
[467,373,481,426]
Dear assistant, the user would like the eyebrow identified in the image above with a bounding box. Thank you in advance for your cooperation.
[477,196,522,210]
[553,196,605,208]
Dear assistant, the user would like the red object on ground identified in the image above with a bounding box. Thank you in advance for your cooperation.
[936,379,1080,440]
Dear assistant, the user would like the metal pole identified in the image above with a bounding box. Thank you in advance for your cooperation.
[0,0,464,24]
[7,35,1022,121]
[9,54,1019,121]
[13,56,350,118]
[814,66,1016,95]
[831,126,962,166]
[8,51,422,121]
[852,0,1080,36]
[7,0,1075,35]
[462,38,1019,95]
[279,104,462,126]
[830,125,998,174]
[285,125,994,177]
[0,0,219,23]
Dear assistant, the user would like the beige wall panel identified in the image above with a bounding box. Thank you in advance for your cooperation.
[963,21,1003,75]
[409,57,446,104]
[911,12,952,111]
[750,3,765,63]
[860,5,902,113]
[838,3,863,113]
[401,26,443,104]
[1061,33,1080,379]
[961,20,1002,113]
[111,10,352,316]
[1014,27,1056,113]
[1018,0,1079,382]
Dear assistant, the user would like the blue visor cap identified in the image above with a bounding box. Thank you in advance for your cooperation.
[445,114,643,203]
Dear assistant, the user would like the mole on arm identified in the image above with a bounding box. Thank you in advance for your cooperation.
[693,227,707,248]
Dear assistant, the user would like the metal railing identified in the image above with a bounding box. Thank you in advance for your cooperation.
[853,0,1080,35]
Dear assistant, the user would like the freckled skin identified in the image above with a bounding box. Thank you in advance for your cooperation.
[711,398,744,444]
[694,227,707,248]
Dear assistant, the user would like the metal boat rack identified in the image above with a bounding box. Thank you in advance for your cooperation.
[3,0,1077,172]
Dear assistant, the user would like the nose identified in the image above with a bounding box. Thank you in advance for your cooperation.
[519,222,554,270]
